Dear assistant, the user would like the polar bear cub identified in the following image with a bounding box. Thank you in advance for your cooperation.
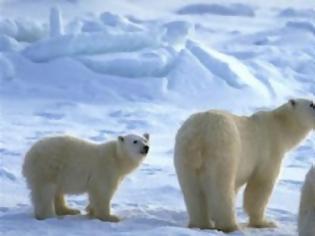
[23,133,150,221]
[174,99,315,232]
[298,166,315,236]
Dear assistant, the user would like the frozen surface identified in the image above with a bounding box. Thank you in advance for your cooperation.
[49,7,64,37]
[176,3,255,17]
[0,0,314,235]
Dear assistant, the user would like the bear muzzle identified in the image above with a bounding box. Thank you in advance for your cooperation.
[141,145,149,155]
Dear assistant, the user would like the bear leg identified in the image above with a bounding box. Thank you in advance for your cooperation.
[54,193,80,216]
[200,161,239,232]
[85,204,119,223]
[176,164,213,229]
[88,187,120,222]
[31,184,56,220]
[85,204,94,216]
[244,174,278,228]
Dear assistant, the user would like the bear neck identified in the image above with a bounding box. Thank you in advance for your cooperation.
[271,106,311,152]
[115,144,139,177]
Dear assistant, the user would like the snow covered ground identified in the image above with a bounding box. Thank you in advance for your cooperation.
[0,0,314,235]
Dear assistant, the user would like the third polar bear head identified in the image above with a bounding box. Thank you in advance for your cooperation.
[118,133,150,161]
[287,99,315,129]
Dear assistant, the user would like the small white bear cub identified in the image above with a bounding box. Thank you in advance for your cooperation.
[22,133,150,221]
[298,165,315,236]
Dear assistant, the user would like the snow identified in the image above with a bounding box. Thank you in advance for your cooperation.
[0,35,21,52]
[176,3,255,17]
[186,40,269,96]
[22,28,162,62]
[286,20,315,35]
[0,18,47,42]
[278,8,315,18]
[0,0,314,235]
[0,54,15,80]
[49,7,64,37]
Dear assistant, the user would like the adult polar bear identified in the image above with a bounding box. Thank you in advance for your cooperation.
[174,99,315,232]
[298,166,315,236]
[23,133,150,221]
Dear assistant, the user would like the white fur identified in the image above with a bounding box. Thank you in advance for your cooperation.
[22,133,150,221]
[174,99,315,232]
[298,166,315,236]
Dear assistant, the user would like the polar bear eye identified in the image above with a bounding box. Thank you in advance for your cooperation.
[133,140,138,144]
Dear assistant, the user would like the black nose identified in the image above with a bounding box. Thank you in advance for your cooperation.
[143,145,149,154]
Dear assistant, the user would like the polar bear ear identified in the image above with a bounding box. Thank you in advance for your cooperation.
[118,136,124,142]
[289,99,296,107]
[143,133,150,141]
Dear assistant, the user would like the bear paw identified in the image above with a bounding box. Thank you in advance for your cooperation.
[85,205,94,216]
[249,219,277,228]
[188,221,215,230]
[107,215,120,222]
[56,207,80,216]
[216,224,240,233]
[35,214,54,220]
[97,214,120,222]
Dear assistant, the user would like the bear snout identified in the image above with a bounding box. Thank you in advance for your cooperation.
[142,145,149,155]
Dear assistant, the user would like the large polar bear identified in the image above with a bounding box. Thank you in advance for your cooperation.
[23,133,150,221]
[298,166,315,236]
[174,99,315,232]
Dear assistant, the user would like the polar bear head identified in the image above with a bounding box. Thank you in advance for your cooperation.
[117,133,150,162]
[288,99,315,130]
